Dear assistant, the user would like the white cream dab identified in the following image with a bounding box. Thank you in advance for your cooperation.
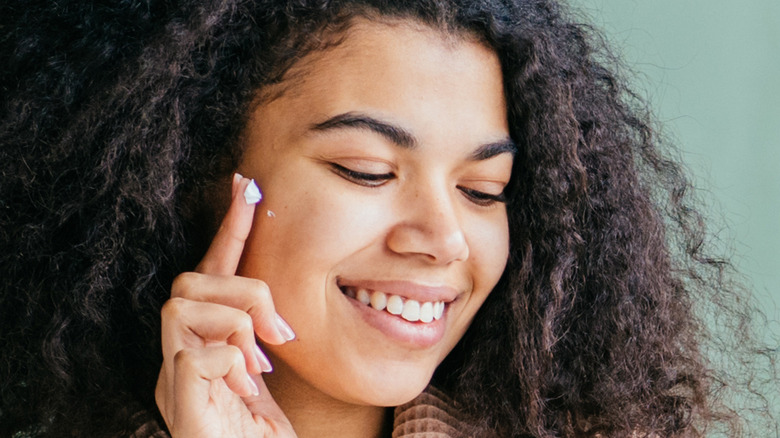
[243,179,262,204]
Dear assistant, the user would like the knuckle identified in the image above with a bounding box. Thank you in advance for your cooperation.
[160,297,188,321]
[236,312,254,334]
[225,345,245,367]
[247,278,271,302]
[171,272,200,297]
[173,348,198,372]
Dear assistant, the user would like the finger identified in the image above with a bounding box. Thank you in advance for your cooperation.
[171,272,295,345]
[155,366,173,429]
[172,346,259,426]
[243,375,296,432]
[161,297,273,375]
[196,173,261,275]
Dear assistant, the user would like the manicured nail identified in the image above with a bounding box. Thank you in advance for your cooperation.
[243,179,262,204]
[246,374,260,396]
[254,344,273,373]
[275,314,296,341]
[232,173,243,198]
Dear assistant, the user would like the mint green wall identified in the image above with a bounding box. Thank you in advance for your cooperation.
[570,1,780,329]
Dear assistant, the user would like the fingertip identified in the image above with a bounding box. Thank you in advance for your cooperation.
[254,344,274,373]
[246,374,260,397]
[232,173,243,198]
[197,176,258,274]
[255,312,296,346]
[274,314,296,342]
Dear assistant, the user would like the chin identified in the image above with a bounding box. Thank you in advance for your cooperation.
[361,379,432,407]
[336,361,437,407]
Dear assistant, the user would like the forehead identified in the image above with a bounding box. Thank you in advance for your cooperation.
[268,18,481,82]
[253,18,508,145]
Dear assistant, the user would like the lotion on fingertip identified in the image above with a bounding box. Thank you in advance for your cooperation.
[244,179,262,205]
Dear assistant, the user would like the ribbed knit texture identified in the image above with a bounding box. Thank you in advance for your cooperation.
[392,386,480,438]
[134,386,480,437]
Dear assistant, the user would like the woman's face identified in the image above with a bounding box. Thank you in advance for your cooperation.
[237,20,512,406]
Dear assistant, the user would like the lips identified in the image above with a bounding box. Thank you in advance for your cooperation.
[341,286,446,323]
[336,278,459,347]
[337,278,458,323]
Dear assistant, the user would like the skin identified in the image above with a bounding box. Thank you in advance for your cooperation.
[156,19,512,438]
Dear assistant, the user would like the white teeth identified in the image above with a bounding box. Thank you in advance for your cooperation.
[343,285,446,323]
[419,302,434,323]
[434,301,444,320]
[356,288,371,305]
[386,295,404,315]
[401,300,420,322]
[370,290,387,311]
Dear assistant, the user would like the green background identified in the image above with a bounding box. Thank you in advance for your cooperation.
[570,0,780,335]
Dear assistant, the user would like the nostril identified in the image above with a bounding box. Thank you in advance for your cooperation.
[385,220,469,264]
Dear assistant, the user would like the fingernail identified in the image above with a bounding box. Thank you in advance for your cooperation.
[243,179,262,205]
[275,314,296,341]
[232,173,243,198]
[254,344,273,373]
[246,374,260,396]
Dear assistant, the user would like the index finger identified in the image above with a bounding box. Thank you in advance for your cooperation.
[196,173,261,275]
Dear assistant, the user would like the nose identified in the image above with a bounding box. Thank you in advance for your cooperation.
[385,183,470,264]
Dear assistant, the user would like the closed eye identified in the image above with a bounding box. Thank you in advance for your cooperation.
[330,163,395,187]
[457,186,507,207]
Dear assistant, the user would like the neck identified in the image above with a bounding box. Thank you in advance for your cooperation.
[263,360,392,438]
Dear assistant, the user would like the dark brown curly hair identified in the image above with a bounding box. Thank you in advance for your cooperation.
[1,0,776,437]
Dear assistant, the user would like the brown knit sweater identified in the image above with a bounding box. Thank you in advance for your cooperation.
[134,386,482,438]
[391,386,482,438]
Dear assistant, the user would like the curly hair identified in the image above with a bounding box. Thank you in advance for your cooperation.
[0,0,776,437]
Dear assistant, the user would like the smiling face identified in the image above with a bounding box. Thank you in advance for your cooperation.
[237,19,512,407]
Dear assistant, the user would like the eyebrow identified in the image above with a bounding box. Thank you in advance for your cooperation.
[310,111,517,160]
[471,139,517,160]
[311,112,417,149]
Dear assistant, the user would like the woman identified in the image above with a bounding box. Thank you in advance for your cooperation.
[0,0,775,437]
[157,18,515,436]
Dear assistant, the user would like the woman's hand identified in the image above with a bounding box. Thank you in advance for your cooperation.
[156,174,297,437]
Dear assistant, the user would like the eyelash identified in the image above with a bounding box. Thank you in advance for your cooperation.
[330,163,393,187]
[457,186,507,206]
[329,163,507,206]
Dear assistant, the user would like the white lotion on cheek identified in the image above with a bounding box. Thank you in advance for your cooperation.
[244,179,262,204]
[267,210,276,218]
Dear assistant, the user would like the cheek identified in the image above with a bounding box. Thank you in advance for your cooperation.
[466,212,509,293]
[243,186,393,277]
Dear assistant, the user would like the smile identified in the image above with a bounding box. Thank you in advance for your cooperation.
[340,286,446,323]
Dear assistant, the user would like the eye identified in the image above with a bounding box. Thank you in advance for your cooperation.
[457,186,507,207]
[330,163,395,187]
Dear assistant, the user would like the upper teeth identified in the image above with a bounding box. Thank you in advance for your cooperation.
[346,287,445,323]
